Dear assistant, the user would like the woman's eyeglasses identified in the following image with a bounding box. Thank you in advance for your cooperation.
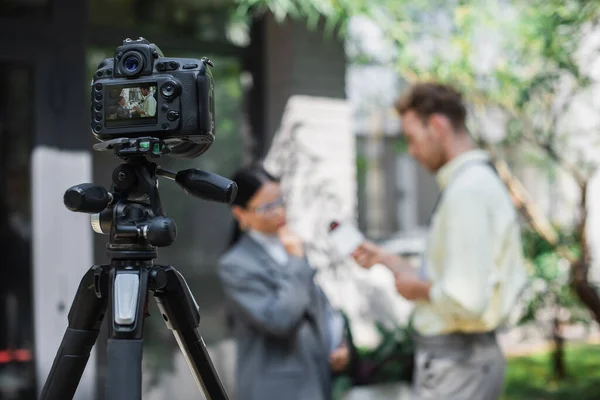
[252,196,285,214]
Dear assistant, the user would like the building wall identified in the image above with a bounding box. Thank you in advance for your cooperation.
[262,13,347,158]
[0,1,95,398]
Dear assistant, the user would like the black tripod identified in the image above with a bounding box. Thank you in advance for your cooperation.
[39,138,235,400]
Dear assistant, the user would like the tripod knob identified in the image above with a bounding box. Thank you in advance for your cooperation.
[145,216,177,247]
[64,183,111,213]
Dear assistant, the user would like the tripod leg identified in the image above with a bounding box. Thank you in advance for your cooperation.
[153,266,230,400]
[106,265,151,400]
[40,265,110,400]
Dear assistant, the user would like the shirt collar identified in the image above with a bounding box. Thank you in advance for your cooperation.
[435,149,490,189]
[248,230,281,247]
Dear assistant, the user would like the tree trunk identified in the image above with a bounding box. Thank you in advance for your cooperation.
[552,316,566,380]
[570,182,600,324]
[492,158,560,247]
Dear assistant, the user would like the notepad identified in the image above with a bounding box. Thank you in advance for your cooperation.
[329,221,365,259]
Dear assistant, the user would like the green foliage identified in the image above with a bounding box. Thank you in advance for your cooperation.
[353,320,414,384]
[381,0,600,180]
[237,1,600,174]
[394,136,408,153]
[518,227,589,326]
[332,312,414,399]
[91,0,232,41]
[231,0,370,37]
[355,154,368,176]
[503,343,600,400]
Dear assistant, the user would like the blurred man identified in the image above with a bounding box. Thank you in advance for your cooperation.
[352,83,528,400]
[133,84,156,117]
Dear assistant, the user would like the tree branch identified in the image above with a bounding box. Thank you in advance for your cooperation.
[537,136,588,188]
[476,140,578,264]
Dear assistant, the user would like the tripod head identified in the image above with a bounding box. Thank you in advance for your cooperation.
[63,137,237,260]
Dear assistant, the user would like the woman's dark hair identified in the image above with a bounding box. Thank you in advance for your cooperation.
[227,165,278,247]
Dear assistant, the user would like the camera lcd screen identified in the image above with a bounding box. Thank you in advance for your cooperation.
[104,83,158,127]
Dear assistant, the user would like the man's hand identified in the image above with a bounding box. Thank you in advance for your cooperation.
[351,241,386,269]
[278,226,304,258]
[353,241,432,301]
[329,344,350,373]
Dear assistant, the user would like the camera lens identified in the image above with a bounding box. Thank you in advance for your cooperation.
[160,81,179,99]
[120,52,144,76]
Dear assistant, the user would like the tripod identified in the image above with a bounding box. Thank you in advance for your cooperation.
[40,138,235,400]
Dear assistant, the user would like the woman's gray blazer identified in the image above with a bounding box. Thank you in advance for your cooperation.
[218,234,334,400]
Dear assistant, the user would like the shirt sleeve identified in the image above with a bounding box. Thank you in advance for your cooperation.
[428,189,494,320]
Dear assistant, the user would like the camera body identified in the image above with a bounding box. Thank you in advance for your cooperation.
[91,38,215,158]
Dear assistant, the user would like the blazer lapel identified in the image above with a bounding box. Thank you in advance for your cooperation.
[239,234,283,277]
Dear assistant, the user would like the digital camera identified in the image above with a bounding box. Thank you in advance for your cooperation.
[90,37,215,158]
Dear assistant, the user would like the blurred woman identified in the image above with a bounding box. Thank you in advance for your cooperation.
[218,165,348,400]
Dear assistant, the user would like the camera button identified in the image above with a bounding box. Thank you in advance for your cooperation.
[161,104,169,112]
[161,123,170,130]
[95,103,103,111]
[166,111,180,121]
[94,83,103,91]
[168,61,179,70]
[95,93,103,101]
[182,63,198,70]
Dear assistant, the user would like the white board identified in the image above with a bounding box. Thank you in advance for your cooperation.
[264,95,413,348]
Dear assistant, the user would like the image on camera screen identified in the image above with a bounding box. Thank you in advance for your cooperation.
[104,83,158,127]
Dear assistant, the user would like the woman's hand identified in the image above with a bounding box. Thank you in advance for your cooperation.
[329,344,350,372]
[278,226,304,258]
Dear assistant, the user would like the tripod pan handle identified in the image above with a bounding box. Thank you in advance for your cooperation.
[64,183,111,213]
[175,169,238,204]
